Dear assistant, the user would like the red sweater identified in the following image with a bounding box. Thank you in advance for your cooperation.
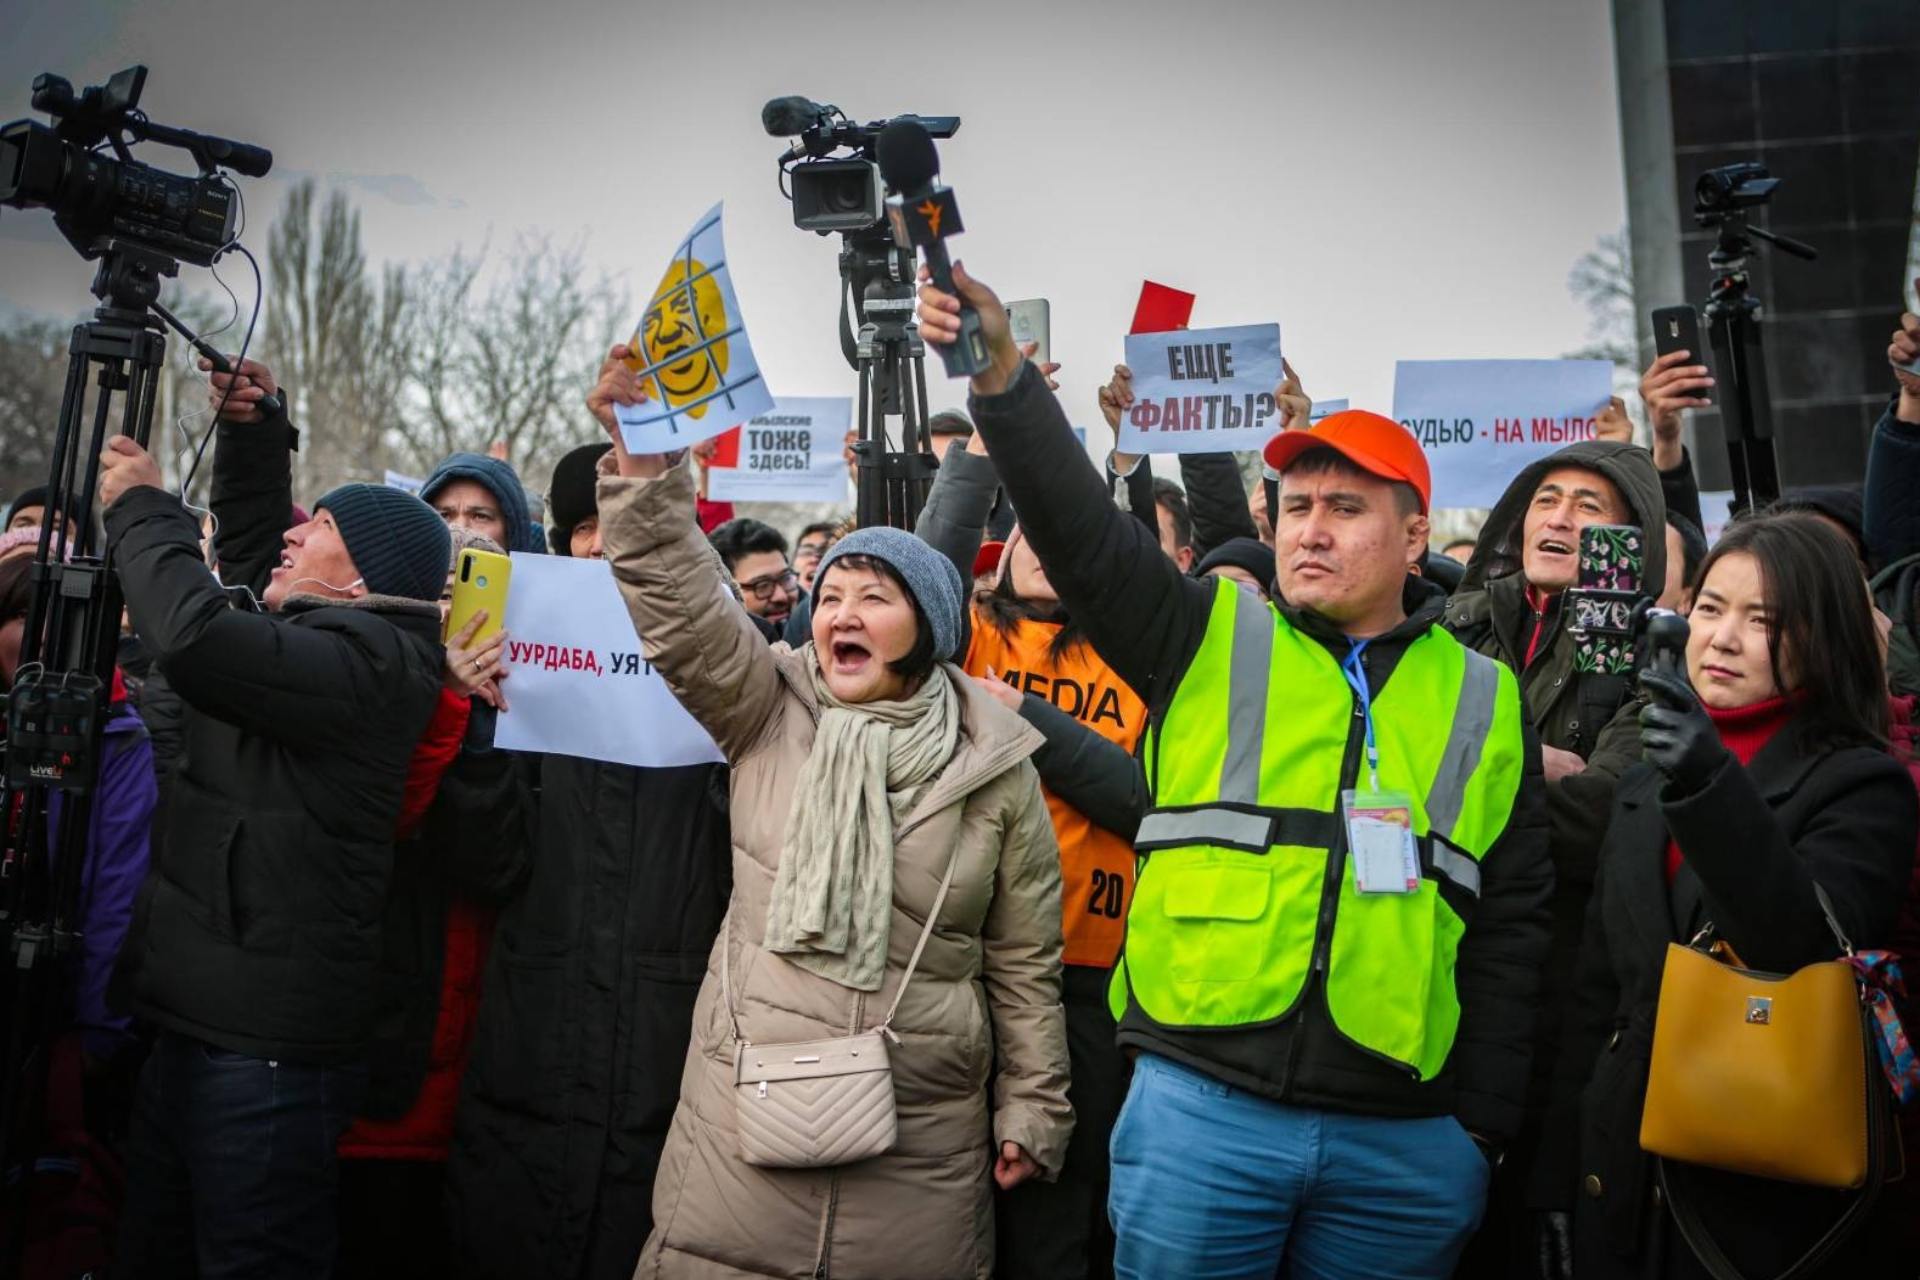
[1663,695,1796,882]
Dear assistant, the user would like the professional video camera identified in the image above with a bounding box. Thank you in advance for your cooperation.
[762,96,961,530]
[764,96,959,237]
[1683,161,1817,512]
[1,65,270,269]
[0,66,270,1246]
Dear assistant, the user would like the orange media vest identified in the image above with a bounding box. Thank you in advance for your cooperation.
[965,613,1147,968]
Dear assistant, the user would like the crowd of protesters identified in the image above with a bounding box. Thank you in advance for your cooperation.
[4,203,1920,1280]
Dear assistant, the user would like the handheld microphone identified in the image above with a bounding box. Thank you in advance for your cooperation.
[876,120,988,378]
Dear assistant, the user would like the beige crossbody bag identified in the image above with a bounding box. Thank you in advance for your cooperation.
[720,845,960,1169]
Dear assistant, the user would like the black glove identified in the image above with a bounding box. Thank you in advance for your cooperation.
[1637,668,1727,794]
[1533,1210,1573,1280]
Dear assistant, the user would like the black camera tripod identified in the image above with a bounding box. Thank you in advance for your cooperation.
[837,228,938,531]
[1698,210,1816,513]
[0,239,266,1268]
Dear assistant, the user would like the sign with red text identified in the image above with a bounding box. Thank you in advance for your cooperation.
[1116,323,1286,456]
[494,552,723,768]
[1392,359,1613,509]
[705,397,851,504]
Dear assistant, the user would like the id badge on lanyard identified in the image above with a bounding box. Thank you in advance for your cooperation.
[1339,640,1417,894]
[1342,788,1419,894]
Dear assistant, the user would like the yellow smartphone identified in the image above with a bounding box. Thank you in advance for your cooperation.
[445,548,512,645]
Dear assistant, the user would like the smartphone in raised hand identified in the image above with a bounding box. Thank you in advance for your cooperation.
[446,548,512,645]
[1005,298,1050,365]
[1651,305,1704,366]
[1567,523,1646,676]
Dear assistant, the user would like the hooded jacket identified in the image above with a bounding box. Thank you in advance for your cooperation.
[598,459,1072,1280]
[1444,439,1667,1151]
[422,453,543,554]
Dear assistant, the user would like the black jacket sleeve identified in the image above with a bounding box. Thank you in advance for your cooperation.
[1532,854,1619,1210]
[1178,452,1259,560]
[1655,446,1704,533]
[970,364,1215,710]
[1664,746,1917,973]
[1017,693,1148,841]
[106,486,423,750]
[416,705,534,906]
[915,443,999,585]
[1451,720,1554,1142]
[1865,395,1920,568]
[207,404,298,599]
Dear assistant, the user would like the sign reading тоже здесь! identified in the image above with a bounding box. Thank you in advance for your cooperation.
[1391,359,1614,510]
[705,396,852,504]
[1116,323,1286,456]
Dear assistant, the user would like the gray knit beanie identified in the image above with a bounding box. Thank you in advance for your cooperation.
[314,483,452,603]
[812,527,965,660]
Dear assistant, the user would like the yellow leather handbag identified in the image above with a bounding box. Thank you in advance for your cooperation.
[1640,935,1869,1187]
[1640,887,1895,1280]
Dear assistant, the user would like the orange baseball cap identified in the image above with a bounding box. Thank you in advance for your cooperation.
[1261,410,1432,514]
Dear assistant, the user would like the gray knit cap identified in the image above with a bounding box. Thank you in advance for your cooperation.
[812,526,966,660]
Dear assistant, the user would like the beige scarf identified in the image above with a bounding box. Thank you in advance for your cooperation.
[763,653,960,991]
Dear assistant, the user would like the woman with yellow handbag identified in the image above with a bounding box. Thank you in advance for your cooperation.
[1538,513,1919,1280]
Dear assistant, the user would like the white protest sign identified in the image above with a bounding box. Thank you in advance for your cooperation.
[706,397,851,504]
[494,552,724,769]
[383,469,424,494]
[614,202,773,454]
[1309,398,1349,423]
[1117,323,1285,455]
[1392,360,1613,509]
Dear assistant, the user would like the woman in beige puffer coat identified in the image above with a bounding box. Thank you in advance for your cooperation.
[594,430,1072,1280]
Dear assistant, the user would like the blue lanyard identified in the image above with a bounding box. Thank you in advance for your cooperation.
[1340,639,1381,791]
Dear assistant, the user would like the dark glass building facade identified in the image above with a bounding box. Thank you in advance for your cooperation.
[1614,0,1920,488]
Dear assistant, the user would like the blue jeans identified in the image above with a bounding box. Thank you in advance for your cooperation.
[115,1031,367,1279]
[1108,1053,1489,1280]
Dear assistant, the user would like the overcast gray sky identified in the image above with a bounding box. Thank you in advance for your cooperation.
[3,0,1627,444]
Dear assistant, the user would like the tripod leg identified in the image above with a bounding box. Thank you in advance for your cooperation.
[1734,312,1780,505]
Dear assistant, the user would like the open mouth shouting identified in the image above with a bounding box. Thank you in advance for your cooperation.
[829,637,872,675]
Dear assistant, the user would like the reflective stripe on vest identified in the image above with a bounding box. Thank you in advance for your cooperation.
[1113,578,1525,1080]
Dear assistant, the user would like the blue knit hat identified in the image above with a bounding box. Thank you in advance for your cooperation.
[813,526,966,661]
[314,483,452,603]
[420,452,539,553]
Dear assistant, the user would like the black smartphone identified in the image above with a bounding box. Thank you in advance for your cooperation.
[1568,524,1647,676]
[1651,305,1703,362]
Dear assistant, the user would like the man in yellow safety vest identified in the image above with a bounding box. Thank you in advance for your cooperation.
[919,264,1552,1280]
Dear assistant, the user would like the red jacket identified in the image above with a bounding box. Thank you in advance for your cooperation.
[339,689,499,1161]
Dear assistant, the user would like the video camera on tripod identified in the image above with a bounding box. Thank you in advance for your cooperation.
[1684,161,1818,514]
[0,65,270,1227]
[763,96,978,530]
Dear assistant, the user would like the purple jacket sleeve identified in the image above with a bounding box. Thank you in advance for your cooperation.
[78,708,157,1059]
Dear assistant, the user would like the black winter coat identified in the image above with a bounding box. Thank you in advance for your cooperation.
[104,485,445,1064]
[445,753,731,1280]
[358,711,531,1119]
[1541,720,1916,1279]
